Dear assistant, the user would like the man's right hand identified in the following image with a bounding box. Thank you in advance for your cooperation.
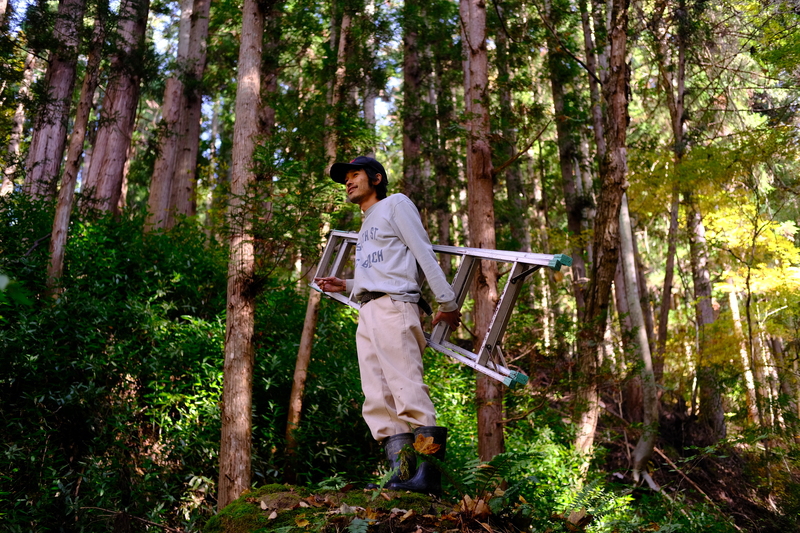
[314,276,346,293]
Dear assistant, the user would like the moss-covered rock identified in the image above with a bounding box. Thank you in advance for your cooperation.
[203,484,455,533]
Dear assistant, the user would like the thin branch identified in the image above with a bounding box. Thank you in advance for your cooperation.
[492,119,552,177]
[23,233,51,257]
[531,1,602,86]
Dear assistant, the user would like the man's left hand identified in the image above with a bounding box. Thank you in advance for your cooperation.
[433,309,461,330]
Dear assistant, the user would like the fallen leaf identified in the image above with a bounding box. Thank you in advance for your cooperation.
[260,501,267,510]
[365,507,380,520]
[268,511,277,520]
[413,434,441,455]
[400,509,415,522]
[295,518,309,528]
[339,503,358,515]
[380,492,392,501]
[299,501,310,508]
[459,494,475,513]
[567,508,586,525]
[473,499,491,519]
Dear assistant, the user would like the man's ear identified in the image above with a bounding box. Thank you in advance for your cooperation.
[372,173,382,185]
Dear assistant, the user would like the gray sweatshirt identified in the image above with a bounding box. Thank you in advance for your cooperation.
[345,194,457,313]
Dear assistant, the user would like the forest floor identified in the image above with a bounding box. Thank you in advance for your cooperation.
[202,430,800,533]
[203,482,536,533]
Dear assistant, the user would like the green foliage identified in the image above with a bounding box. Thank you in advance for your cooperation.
[0,193,371,530]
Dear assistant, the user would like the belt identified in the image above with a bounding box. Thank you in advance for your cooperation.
[357,292,433,316]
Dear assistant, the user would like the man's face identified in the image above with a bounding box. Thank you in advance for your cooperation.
[344,168,378,207]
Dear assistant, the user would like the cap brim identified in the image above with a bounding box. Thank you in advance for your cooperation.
[330,162,363,184]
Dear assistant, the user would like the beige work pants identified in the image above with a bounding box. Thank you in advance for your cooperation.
[356,295,437,441]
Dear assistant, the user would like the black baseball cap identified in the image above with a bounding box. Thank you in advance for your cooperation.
[330,156,388,185]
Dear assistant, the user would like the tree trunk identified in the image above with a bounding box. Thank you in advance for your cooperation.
[632,229,655,349]
[432,41,457,275]
[652,0,686,384]
[145,0,192,230]
[496,13,530,253]
[169,0,211,223]
[82,0,150,214]
[402,0,425,209]
[728,281,759,424]
[771,337,799,428]
[545,0,587,315]
[620,194,658,480]
[2,51,35,195]
[218,0,263,509]
[461,0,502,462]
[284,3,350,477]
[686,192,725,442]
[579,0,605,157]
[655,186,679,382]
[23,0,86,199]
[46,3,106,295]
[574,0,629,457]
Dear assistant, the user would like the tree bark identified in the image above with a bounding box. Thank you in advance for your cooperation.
[46,2,106,295]
[461,0,503,462]
[652,0,686,383]
[574,0,629,457]
[218,0,263,509]
[402,0,425,209]
[285,2,350,478]
[728,281,759,424]
[579,0,605,157]
[432,38,457,275]
[145,0,193,230]
[23,0,86,199]
[771,337,799,427]
[169,0,211,223]
[2,51,35,195]
[545,0,587,315]
[82,0,150,214]
[496,12,530,253]
[686,192,725,442]
[655,186,679,382]
[619,194,658,479]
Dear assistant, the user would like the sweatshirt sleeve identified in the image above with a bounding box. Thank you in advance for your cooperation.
[390,197,458,312]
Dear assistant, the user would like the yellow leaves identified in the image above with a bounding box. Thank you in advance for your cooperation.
[413,434,441,455]
[706,204,800,298]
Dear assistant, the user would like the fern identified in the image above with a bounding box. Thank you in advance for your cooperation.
[346,517,369,533]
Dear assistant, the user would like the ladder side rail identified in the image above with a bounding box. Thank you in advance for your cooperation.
[426,338,514,385]
[430,254,479,344]
[330,229,359,241]
[330,241,355,278]
[313,233,344,279]
[431,244,563,268]
[476,261,530,366]
[311,234,361,310]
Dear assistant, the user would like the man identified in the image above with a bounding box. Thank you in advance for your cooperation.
[315,156,460,495]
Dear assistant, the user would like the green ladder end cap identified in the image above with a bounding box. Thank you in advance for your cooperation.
[548,254,573,271]
[505,371,529,388]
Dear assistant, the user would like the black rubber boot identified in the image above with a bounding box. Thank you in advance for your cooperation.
[386,426,447,495]
[365,432,416,489]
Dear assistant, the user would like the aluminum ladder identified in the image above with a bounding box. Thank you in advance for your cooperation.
[311,230,572,388]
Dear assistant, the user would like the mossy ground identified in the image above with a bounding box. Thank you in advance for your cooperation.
[203,484,510,533]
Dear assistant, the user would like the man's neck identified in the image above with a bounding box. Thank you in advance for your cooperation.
[360,195,380,212]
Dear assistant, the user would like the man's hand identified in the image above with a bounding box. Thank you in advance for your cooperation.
[314,276,346,293]
[433,309,461,330]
